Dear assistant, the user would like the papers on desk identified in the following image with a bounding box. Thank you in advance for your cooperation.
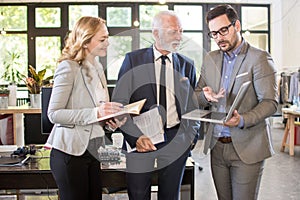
[0,145,17,153]
[126,107,165,153]
[101,155,126,169]
[282,107,300,114]
[0,155,30,166]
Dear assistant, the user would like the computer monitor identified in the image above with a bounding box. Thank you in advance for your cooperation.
[41,87,54,135]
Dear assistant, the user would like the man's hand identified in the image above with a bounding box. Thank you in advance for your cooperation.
[136,135,157,152]
[224,110,240,127]
[203,87,225,102]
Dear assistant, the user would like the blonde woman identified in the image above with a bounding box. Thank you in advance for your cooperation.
[47,16,125,200]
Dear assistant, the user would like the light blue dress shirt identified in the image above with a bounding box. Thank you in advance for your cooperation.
[213,39,245,138]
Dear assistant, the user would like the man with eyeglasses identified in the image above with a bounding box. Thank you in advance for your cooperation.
[195,4,278,200]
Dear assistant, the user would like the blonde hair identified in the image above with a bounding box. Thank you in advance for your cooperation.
[58,16,106,64]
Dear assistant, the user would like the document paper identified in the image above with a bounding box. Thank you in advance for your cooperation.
[126,107,165,152]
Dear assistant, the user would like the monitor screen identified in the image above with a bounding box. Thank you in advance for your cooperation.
[41,87,54,135]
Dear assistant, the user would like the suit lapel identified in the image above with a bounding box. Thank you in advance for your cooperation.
[99,69,107,88]
[97,66,110,101]
[172,54,182,116]
[80,67,97,106]
[145,47,158,102]
[172,54,181,96]
[211,52,223,91]
[227,43,249,93]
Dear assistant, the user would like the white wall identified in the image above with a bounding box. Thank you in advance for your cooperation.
[281,0,300,71]
[270,0,283,72]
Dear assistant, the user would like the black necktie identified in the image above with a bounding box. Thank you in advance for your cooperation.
[159,55,167,125]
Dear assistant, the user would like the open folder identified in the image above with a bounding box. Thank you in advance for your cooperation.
[89,99,147,123]
[182,81,251,124]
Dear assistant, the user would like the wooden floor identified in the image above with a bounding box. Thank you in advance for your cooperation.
[1,118,300,200]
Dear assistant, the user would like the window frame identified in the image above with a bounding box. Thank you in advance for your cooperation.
[0,2,270,87]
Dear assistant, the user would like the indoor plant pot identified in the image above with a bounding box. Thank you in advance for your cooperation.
[0,87,10,109]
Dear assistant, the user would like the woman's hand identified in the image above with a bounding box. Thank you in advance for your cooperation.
[106,117,127,131]
[97,102,123,118]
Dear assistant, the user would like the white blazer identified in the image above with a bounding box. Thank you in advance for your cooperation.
[46,59,108,156]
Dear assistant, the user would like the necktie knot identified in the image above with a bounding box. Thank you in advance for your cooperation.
[161,55,168,65]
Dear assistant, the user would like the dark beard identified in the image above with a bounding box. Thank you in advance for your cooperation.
[218,33,239,53]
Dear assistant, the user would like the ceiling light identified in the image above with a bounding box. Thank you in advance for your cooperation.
[133,20,140,27]
[1,28,6,35]
[159,0,166,4]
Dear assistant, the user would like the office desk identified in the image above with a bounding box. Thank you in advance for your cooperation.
[0,155,195,199]
[0,105,41,146]
[281,108,300,156]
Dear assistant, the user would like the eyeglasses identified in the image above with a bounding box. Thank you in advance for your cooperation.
[208,21,235,39]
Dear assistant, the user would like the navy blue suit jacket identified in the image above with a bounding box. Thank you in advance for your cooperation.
[112,47,199,149]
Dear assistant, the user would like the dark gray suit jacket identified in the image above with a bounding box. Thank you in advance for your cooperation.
[112,47,199,150]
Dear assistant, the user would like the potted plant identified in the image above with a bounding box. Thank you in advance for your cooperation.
[24,65,53,94]
[1,51,25,84]
[0,86,10,109]
[0,87,10,96]
[24,65,53,108]
[1,51,25,106]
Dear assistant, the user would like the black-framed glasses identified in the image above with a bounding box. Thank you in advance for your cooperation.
[208,21,235,39]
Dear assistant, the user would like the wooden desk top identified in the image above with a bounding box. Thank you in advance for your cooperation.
[0,104,41,114]
[0,150,194,193]
[0,151,194,173]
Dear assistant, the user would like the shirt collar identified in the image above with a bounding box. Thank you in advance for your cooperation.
[225,38,245,58]
[153,46,172,63]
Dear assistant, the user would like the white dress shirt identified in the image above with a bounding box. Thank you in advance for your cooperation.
[153,47,180,128]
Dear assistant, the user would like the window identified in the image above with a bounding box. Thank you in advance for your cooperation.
[0,6,27,85]
[174,5,203,77]
[0,3,271,89]
[209,5,270,52]
[139,5,168,30]
[35,36,61,77]
[242,6,269,51]
[107,7,131,27]
[0,6,27,31]
[174,5,203,31]
[107,36,132,80]
[180,33,203,78]
[69,5,98,30]
[35,7,61,28]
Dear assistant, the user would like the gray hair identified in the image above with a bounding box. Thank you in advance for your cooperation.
[152,10,179,30]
